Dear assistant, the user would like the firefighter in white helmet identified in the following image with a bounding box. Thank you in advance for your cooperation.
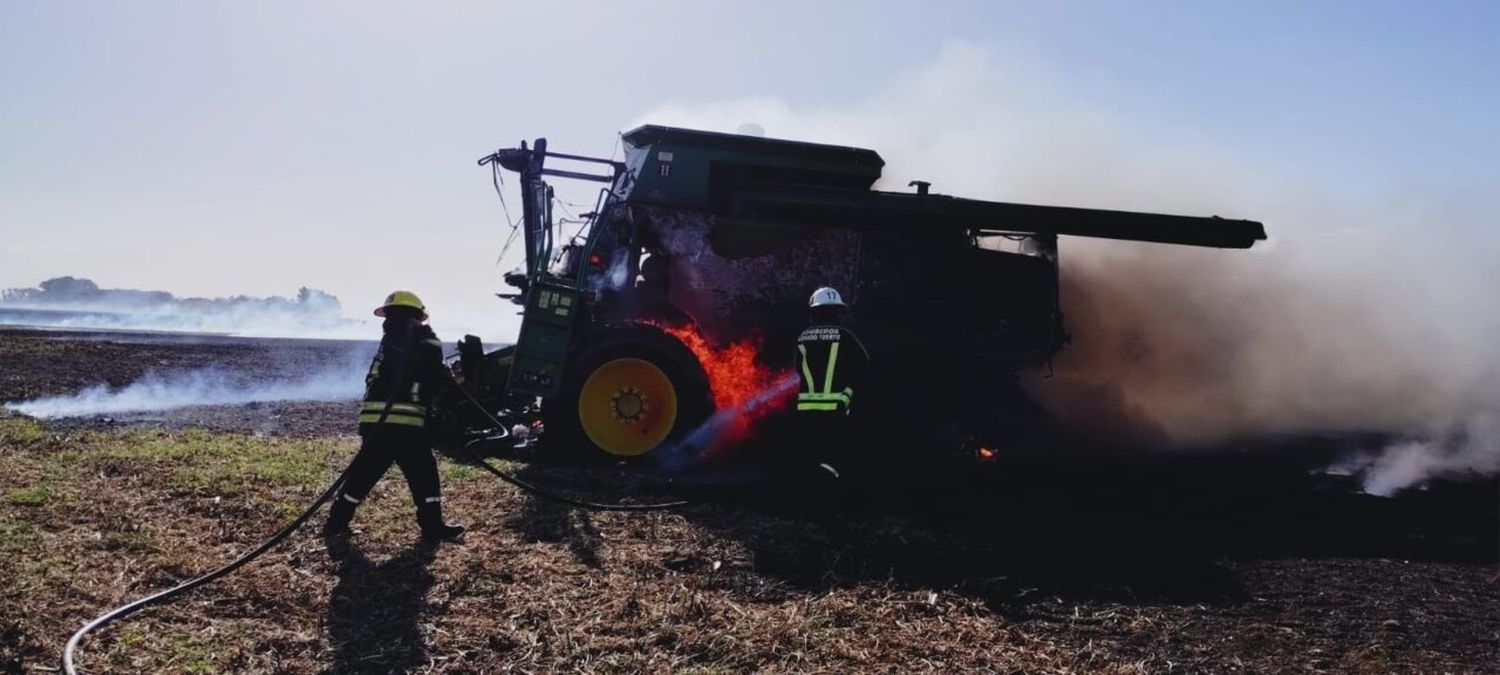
[324,290,464,544]
[791,286,870,482]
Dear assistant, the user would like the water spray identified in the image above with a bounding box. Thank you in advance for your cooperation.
[655,373,800,473]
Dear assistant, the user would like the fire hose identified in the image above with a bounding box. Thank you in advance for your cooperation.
[61,378,689,674]
[61,464,353,675]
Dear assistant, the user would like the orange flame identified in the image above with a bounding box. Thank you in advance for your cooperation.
[656,322,798,455]
[659,323,784,411]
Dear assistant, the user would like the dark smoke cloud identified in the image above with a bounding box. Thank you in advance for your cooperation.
[1034,227,1500,492]
[1038,207,1500,449]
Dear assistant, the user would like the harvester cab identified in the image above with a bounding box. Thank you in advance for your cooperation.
[479,140,624,398]
[465,126,1267,462]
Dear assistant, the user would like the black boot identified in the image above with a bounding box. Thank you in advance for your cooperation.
[323,494,358,537]
[417,502,464,544]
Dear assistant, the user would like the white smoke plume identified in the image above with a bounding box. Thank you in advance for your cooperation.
[1329,412,1500,497]
[635,42,1500,494]
[8,360,368,419]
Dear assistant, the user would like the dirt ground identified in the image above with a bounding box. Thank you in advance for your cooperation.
[1,329,1496,673]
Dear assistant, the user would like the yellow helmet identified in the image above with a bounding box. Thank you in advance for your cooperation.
[374,290,427,319]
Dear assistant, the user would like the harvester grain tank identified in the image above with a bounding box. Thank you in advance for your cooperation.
[460,126,1266,459]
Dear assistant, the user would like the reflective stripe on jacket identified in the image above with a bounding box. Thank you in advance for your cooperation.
[794,324,868,415]
[357,401,428,427]
[359,322,445,430]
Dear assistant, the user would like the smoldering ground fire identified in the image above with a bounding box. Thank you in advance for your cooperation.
[5,349,374,419]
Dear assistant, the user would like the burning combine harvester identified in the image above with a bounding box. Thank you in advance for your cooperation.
[452,126,1265,462]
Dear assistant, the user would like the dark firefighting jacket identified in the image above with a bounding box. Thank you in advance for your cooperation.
[359,321,446,431]
[794,323,870,415]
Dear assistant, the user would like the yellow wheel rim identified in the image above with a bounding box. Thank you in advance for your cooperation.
[578,357,679,457]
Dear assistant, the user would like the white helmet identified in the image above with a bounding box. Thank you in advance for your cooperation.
[808,286,846,308]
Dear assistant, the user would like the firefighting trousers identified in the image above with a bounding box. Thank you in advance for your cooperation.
[331,426,442,522]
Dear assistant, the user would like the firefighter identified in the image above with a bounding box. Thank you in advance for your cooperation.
[792,286,870,482]
[324,290,465,544]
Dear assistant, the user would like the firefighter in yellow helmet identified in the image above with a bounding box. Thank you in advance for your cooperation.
[791,286,870,483]
[324,290,464,544]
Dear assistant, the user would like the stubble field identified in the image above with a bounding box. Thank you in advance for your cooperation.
[1,329,1495,673]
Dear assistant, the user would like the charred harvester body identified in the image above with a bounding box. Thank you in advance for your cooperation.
[461,126,1266,460]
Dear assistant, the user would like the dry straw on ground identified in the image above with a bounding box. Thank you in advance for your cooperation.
[2,416,1495,674]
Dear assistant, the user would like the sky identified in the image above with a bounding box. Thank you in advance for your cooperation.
[2,0,1497,342]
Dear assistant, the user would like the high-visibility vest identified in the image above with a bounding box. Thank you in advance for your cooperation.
[794,325,866,414]
[359,325,444,428]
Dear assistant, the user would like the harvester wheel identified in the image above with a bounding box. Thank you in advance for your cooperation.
[547,324,712,460]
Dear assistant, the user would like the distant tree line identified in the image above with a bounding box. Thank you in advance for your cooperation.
[0,276,343,318]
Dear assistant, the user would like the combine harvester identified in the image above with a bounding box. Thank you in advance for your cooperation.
[61,126,1265,672]
[457,126,1266,460]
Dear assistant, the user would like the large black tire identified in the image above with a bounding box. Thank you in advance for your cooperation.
[545,324,713,462]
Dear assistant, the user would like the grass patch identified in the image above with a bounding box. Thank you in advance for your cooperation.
[0,416,49,445]
[21,553,78,582]
[0,518,37,549]
[101,529,156,553]
[442,464,484,481]
[64,428,351,496]
[118,628,146,647]
[96,428,243,463]
[250,494,310,523]
[6,486,51,506]
[166,635,218,674]
[170,444,333,494]
[43,448,83,470]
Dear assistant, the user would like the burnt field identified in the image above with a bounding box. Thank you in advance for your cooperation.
[1,329,1497,673]
[0,328,372,437]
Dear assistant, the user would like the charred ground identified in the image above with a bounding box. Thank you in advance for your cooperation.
[1,330,1496,673]
[0,328,368,436]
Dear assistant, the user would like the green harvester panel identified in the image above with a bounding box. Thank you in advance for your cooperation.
[619,125,884,211]
[507,281,581,397]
